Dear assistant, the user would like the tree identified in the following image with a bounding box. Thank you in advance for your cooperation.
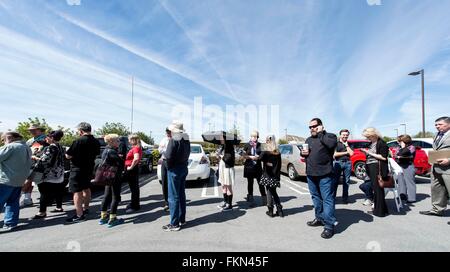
[135,131,154,145]
[58,127,78,147]
[383,136,395,143]
[413,131,435,138]
[16,117,52,140]
[228,124,242,139]
[96,122,131,136]
[278,139,288,145]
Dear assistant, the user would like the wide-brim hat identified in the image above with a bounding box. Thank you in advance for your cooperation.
[168,120,185,133]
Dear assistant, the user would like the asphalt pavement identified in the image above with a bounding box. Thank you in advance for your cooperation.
[0,166,449,252]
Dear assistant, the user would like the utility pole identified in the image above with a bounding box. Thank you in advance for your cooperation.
[131,76,134,134]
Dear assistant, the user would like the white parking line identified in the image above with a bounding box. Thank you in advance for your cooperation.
[281,177,310,194]
[282,183,310,195]
[201,176,219,198]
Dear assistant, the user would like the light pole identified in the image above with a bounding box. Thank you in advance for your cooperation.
[284,128,288,141]
[131,76,134,134]
[400,123,406,135]
[408,69,425,137]
[395,128,399,138]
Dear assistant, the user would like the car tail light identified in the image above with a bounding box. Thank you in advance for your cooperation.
[200,156,209,164]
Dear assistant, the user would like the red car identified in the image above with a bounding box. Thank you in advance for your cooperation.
[347,140,431,180]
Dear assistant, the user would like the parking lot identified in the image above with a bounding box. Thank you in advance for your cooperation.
[0,167,449,252]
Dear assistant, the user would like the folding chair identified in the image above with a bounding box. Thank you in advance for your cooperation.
[385,159,403,212]
[384,173,403,212]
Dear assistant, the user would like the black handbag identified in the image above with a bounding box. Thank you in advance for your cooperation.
[92,150,118,186]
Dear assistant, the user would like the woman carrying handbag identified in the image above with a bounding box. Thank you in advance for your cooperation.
[361,128,389,217]
[98,134,125,228]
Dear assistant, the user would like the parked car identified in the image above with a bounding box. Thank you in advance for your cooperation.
[387,138,434,155]
[157,143,211,183]
[95,136,154,174]
[279,144,307,180]
[348,139,431,180]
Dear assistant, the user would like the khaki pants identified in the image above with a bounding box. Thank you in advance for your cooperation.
[431,171,450,213]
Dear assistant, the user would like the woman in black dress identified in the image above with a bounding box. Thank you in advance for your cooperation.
[362,128,389,217]
[259,135,283,218]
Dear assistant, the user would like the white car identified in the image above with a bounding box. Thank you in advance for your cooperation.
[157,144,211,182]
[387,138,434,155]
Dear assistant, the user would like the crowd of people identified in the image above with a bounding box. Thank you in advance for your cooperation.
[0,116,449,239]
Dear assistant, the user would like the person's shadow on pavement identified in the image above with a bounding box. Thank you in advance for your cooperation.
[334,209,374,234]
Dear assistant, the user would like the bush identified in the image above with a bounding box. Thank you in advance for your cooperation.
[152,149,160,166]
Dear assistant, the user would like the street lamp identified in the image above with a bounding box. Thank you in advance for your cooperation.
[400,123,407,135]
[408,69,425,138]
[394,128,399,137]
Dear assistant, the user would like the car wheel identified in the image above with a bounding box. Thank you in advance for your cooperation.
[288,164,299,181]
[354,162,367,180]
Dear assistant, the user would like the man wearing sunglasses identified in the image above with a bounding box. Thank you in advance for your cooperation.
[301,118,338,239]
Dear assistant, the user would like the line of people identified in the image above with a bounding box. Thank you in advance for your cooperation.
[1,117,449,236]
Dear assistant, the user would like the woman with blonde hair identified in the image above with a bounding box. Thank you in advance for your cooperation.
[259,135,283,217]
[123,134,143,213]
[99,134,125,227]
[361,127,389,217]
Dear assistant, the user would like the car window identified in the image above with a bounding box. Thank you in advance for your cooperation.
[349,142,370,149]
[191,146,202,154]
[387,142,400,148]
[286,145,293,154]
[421,142,433,148]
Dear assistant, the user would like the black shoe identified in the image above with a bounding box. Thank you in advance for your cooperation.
[66,214,86,223]
[276,204,284,218]
[266,207,275,218]
[307,219,324,227]
[342,198,349,204]
[400,194,408,201]
[83,209,90,215]
[419,210,443,217]
[162,224,180,232]
[321,229,334,239]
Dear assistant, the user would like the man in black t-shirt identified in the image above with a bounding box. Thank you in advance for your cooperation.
[65,122,100,223]
[333,129,354,204]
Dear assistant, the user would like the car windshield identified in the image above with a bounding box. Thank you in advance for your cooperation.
[191,146,202,154]
[349,142,370,149]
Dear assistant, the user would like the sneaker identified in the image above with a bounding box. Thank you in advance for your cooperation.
[107,218,124,228]
[217,202,227,210]
[99,217,109,225]
[66,214,86,223]
[162,224,181,232]
[20,199,33,208]
[221,204,233,212]
[32,213,47,220]
[1,225,18,232]
[362,199,373,206]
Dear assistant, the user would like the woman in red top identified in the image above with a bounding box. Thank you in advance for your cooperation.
[123,134,143,213]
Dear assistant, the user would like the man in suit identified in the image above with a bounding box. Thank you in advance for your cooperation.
[420,116,450,218]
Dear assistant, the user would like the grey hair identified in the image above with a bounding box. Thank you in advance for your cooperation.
[76,122,92,133]
[435,116,450,124]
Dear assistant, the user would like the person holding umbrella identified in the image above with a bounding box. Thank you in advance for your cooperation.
[203,131,240,212]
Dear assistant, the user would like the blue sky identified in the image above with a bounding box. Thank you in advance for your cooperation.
[0,0,449,141]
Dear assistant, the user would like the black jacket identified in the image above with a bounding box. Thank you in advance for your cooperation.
[375,139,389,179]
[219,139,240,168]
[165,133,191,169]
[260,151,282,181]
[243,142,262,178]
[101,146,124,182]
[304,131,338,177]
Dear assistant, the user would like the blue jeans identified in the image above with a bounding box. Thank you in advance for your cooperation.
[0,184,22,227]
[167,164,188,226]
[333,161,352,199]
[307,175,336,230]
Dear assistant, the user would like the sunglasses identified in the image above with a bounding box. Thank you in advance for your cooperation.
[309,124,320,129]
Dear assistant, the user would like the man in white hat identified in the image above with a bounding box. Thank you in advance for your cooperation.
[21,124,48,208]
[163,121,191,231]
